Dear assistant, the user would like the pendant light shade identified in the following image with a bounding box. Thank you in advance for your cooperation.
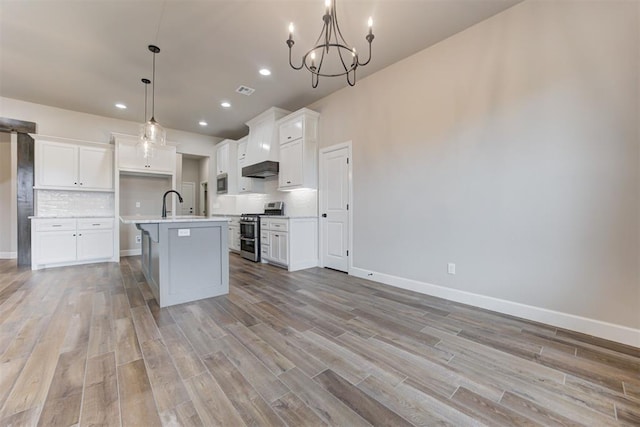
[137,78,155,160]
[139,45,166,152]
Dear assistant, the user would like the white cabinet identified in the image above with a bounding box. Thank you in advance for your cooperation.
[237,137,264,194]
[36,139,114,190]
[277,109,319,191]
[260,217,318,271]
[216,139,238,194]
[227,216,241,252]
[117,139,176,175]
[216,142,231,175]
[32,218,115,270]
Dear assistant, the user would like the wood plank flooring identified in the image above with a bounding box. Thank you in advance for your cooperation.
[0,255,638,426]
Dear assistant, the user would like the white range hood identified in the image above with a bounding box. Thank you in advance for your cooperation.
[242,107,290,178]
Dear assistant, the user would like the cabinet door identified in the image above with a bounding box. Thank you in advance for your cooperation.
[78,146,113,189]
[217,143,229,175]
[149,145,176,173]
[35,230,77,264]
[118,141,147,170]
[77,229,114,261]
[38,141,79,188]
[269,231,288,265]
[279,140,303,188]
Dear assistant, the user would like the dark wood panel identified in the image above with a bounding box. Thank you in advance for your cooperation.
[16,132,33,266]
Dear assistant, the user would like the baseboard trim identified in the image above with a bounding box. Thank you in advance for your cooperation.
[350,267,640,348]
[120,249,141,257]
[0,251,17,259]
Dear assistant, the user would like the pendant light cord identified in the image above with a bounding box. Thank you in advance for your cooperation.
[151,52,156,119]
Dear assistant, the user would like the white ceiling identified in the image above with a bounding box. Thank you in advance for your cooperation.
[0,0,521,139]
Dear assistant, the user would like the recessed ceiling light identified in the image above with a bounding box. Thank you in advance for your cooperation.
[259,68,271,76]
[115,103,127,109]
[199,121,208,126]
[221,102,231,108]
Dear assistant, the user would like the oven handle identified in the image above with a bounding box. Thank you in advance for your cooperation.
[240,237,256,241]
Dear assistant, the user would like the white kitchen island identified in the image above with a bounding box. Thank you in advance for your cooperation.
[120,215,230,307]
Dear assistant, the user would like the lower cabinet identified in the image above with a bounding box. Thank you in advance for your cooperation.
[32,218,115,270]
[260,217,317,271]
[227,216,241,252]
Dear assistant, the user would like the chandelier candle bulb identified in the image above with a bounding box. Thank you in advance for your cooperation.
[288,23,294,40]
[368,17,373,34]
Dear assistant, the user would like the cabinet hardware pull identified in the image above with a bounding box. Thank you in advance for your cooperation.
[52,224,62,227]
[73,234,76,236]
[92,224,100,226]
[286,181,291,184]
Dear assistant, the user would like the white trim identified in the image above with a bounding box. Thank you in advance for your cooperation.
[0,252,17,259]
[319,141,353,274]
[120,249,141,257]
[351,266,640,348]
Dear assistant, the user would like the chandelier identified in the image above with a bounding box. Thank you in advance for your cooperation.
[287,0,374,88]
[139,45,166,153]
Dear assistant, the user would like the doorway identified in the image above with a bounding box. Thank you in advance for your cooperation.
[181,181,196,215]
[319,142,352,273]
[200,181,208,216]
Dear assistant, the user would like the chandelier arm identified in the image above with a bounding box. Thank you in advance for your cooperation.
[357,39,373,67]
[347,68,356,86]
[335,42,353,75]
[315,43,328,76]
[288,46,305,70]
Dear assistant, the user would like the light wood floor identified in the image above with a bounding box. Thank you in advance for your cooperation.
[0,255,638,426]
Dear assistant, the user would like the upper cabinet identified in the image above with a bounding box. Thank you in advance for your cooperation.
[237,137,264,193]
[216,139,238,194]
[244,107,290,167]
[35,138,114,191]
[277,108,319,191]
[114,135,176,175]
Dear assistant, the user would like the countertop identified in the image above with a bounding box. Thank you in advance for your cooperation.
[120,215,230,224]
[29,215,115,219]
[210,214,318,219]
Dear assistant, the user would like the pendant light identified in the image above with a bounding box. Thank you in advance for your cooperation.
[137,78,155,160]
[139,45,166,148]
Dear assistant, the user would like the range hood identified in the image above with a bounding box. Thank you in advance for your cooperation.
[242,107,291,179]
[242,161,279,178]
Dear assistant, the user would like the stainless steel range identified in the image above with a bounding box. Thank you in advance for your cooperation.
[239,202,284,262]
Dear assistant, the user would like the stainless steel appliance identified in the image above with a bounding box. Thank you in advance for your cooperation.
[216,173,228,194]
[239,202,285,262]
[239,214,261,262]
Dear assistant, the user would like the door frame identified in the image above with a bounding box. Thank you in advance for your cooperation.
[318,141,353,273]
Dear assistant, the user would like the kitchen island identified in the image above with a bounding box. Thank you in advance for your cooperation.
[120,215,229,307]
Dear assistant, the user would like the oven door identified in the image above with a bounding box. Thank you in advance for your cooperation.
[240,221,257,239]
[240,237,259,262]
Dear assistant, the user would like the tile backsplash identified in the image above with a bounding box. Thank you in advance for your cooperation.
[36,190,114,217]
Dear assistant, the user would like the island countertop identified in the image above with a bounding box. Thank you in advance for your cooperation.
[120,215,231,224]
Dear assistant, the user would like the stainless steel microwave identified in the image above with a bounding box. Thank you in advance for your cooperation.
[216,173,228,194]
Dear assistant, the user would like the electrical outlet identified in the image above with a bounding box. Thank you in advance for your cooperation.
[447,263,456,275]
[135,235,141,244]
[135,202,141,208]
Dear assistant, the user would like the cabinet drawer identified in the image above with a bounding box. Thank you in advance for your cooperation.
[279,118,303,144]
[34,219,76,232]
[228,217,240,226]
[260,218,269,229]
[261,245,269,257]
[77,218,113,230]
[270,219,288,231]
[260,230,269,242]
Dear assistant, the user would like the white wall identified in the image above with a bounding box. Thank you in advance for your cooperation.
[310,1,639,341]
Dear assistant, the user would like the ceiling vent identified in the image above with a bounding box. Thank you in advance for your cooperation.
[236,85,255,96]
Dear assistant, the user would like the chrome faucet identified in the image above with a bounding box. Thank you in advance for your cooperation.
[162,190,183,218]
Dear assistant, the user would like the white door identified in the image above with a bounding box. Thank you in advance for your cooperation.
[320,144,351,272]
[181,182,196,215]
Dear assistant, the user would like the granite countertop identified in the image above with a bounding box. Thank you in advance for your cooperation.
[29,215,115,219]
[120,215,230,224]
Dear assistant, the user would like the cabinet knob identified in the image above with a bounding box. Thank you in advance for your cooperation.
[74,182,77,185]
[286,181,291,184]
